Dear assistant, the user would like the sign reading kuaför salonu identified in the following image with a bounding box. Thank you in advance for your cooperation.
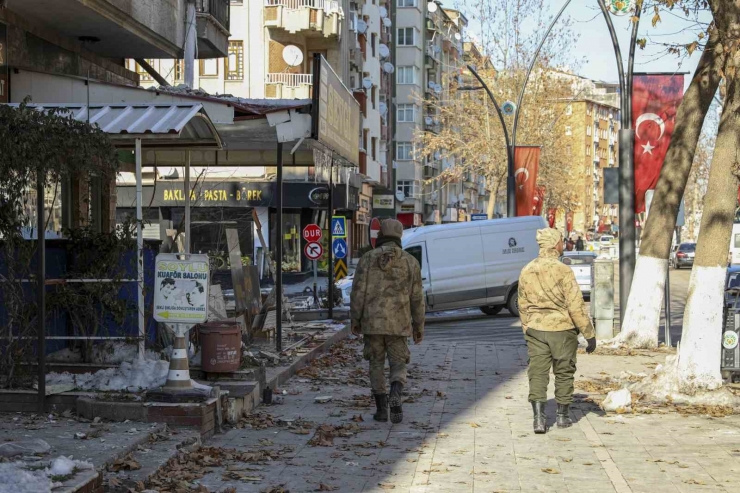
[154,254,210,324]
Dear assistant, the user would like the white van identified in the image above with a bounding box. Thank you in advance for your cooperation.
[402,216,546,317]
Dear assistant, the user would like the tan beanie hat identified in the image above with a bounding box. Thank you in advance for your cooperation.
[380,219,404,239]
[536,228,563,250]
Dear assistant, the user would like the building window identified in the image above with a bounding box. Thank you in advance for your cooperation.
[397,104,415,122]
[586,125,591,136]
[586,145,591,156]
[372,137,377,160]
[565,104,572,115]
[371,33,377,58]
[174,60,184,81]
[397,142,414,160]
[587,104,592,116]
[372,86,377,109]
[135,60,154,81]
[565,126,572,136]
[397,180,416,198]
[397,28,415,46]
[398,0,416,7]
[397,66,416,84]
[226,41,244,80]
[200,59,219,77]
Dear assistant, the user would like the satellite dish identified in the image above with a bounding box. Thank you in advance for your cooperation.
[454,32,461,41]
[362,77,373,89]
[382,62,395,73]
[434,151,442,160]
[382,17,392,27]
[424,116,433,125]
[379,102,388,116]
[396,190,406,202]
[434,45,441,53]
[434,84,442,94]
[282,45,303,67]
[379,6,388,18]
[357,20,368,33]
[427,2,438,13]
[379,44,390,58]
[502,101,517,116]
[428,81,436,89]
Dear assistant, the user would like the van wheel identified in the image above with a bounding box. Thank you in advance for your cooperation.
[480,305,503,316]
[507,288,520,318]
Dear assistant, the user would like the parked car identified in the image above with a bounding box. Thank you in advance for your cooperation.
[599,235,615,246]
[722,266,740,382]
[336,275,354,306]
[668,244,679,267]
[402,216,547,317]
[561,251,597,299]
[671,242,696,269]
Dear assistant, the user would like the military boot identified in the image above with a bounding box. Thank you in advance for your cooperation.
[389,381,403,424]
[556,404,572,428]
[373,394,388,422]
[531,401,547,434]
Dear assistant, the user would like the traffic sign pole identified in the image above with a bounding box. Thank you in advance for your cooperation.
[328,157,334,318]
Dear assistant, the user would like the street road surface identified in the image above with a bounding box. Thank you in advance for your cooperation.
[425,267,692,345]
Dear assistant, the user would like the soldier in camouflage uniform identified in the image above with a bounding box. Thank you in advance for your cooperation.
[350,219,425,424]
[519,228,597,434]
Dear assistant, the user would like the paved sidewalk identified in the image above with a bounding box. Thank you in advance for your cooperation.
[165,338,740,493]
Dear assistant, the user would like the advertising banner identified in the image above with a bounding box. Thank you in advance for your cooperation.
[154,254,210,324]
[514,146,541,217]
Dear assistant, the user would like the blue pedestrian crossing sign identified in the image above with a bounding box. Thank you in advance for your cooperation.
[332,238,347,259]
[331,216,347,238]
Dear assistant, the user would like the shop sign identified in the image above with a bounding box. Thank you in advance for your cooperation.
[154,254,210,324]
[312,55,360,167]
[308,186,330,206]
[373,195,394,209]
[0,22,7,104]
[459,210,467,222]
[355,211,368,224]
[400,204,416,212]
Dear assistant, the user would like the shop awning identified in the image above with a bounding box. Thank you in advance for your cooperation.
[5,103,222,149]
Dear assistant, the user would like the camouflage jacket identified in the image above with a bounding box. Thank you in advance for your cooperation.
[350,243,425,336]
[518,248,595,339]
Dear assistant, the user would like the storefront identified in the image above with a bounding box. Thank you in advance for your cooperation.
[397,212,423,228]
[117,179,359,279]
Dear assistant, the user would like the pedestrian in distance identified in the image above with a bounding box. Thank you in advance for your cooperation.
[350,219,425,424]
[576,236,585,252]
[518,228,597,434]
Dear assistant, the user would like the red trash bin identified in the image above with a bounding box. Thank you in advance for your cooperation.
[198,322,241,373]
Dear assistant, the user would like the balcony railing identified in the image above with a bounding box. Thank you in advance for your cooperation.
[266,73,314,86]
[197,0,230,30]
[265,0,340,12]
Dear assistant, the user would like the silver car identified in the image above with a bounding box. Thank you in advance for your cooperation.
[561,251,597,299]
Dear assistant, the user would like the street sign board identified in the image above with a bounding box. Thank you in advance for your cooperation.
[332,238,347,259]
[369,217,381,248]
[334,258,348,281]
[154,253,210,324]
[303,223,322,242]
[331,216,347,238]
[470,214,488,221]
[304,242,323,261]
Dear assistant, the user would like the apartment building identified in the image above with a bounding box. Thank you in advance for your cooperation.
[562,98,620,234]
[393,1,466,226]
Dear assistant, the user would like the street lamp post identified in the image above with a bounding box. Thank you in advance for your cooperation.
[596,0,642,325]
[466,0,573,218]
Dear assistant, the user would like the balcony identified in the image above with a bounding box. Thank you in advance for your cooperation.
[265,73,314,99]
[196,0,231,58]
[264,0,343,37]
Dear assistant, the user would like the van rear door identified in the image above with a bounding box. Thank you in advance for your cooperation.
[405,243,432,308]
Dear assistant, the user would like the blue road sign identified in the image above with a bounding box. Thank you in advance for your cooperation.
[332,238,347,259]
[470,214,488,221]
[331,216,347,238]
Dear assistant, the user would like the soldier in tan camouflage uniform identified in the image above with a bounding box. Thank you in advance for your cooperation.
[519,228,596,434]
[350,219,425,424]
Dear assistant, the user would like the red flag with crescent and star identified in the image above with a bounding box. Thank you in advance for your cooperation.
[632,74,684,213]
[514,146,541,217]
[547,208,557,228]
[532,186,546,216]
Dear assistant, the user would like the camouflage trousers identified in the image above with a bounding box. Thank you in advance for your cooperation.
[525,328,578,405]
[363,334,410,394]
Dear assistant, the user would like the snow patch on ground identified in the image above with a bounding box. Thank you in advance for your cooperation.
[607,255,666,349]
[0,456,94,493]
[48,341,160,364]
[602,388,632,412]
[46,357,169,392]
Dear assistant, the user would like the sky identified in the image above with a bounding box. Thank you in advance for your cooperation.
[442,0,712,89]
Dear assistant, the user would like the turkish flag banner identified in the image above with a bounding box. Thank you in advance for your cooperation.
[514,146,541,217]
[532,186,546,216]
[547,208,557,228]
[632,74,684,213]
[566,211,574,234]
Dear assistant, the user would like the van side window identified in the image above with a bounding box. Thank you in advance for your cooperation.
[405,246,423,268]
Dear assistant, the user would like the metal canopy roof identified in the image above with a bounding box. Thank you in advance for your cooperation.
[4,103,222,150]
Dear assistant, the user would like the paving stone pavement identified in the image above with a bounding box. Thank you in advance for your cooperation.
[195,339,740,493]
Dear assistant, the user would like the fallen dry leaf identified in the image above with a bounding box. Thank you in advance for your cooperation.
[316,483,339,491]
[559,457,573,463]
[470,422,481,428]
[683,479,705,485]
[554,437,571,442]
[378,483,396,489]
[107,453,141,472]
[541,468,560,475]
[352,414,364,422]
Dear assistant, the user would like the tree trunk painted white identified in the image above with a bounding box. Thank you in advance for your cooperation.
[677,266,725,391]
[611,255,666,348]
[612,30,721,348]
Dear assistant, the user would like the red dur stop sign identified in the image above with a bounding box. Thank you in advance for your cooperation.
[370,217,381,248]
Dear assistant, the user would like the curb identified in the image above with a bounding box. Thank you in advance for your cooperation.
[266,325,351,390]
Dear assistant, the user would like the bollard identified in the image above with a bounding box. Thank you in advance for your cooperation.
[591,256,615,339]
